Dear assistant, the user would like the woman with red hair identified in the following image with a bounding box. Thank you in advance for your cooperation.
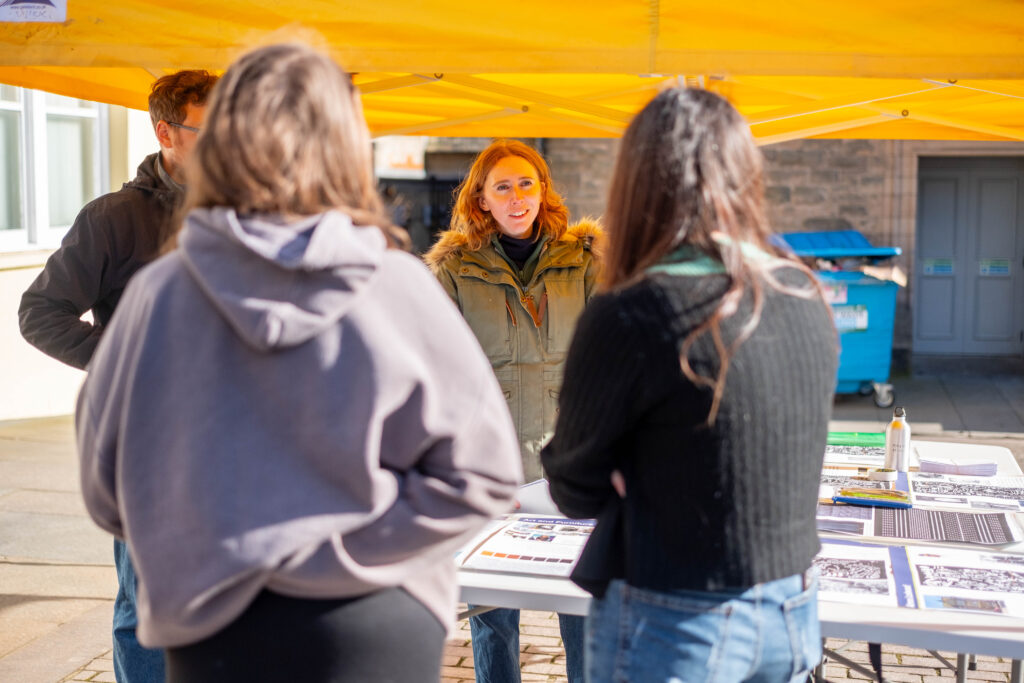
[426,139,601,683]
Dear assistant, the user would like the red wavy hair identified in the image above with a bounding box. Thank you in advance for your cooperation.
[450,139,569,250]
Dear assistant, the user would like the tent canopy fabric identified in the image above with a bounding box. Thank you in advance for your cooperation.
[2,1,1023,142]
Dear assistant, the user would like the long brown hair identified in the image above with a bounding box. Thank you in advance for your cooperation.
[449,139,569,250]
[167,43,403,249]
[604,87,828,423]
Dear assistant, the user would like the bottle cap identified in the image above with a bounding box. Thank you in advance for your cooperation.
[894,406,906,418]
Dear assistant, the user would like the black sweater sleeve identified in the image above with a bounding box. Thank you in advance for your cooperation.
[541,289,658,518]
[18,205,114,370]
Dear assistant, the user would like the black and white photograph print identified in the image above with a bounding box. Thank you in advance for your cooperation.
[825,445,886,459]
[814,556,887,581]
[820,472,888,490]
[916,564,1024,594]
[819,577,890,595]
[911,479,1024,504]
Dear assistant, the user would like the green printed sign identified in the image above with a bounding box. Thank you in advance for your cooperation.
[979,259,1010,277]
[922,258,954,276]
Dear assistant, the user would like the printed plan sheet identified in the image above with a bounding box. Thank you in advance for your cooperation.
[907,546,1024,619]
[817,541,1024,618]
[817,504,1022,544]
[815,540,915,608]
[823,445,887,469]
[909,473,1024,513]
[456,515,595,577]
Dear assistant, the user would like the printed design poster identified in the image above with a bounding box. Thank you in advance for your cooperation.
[817,502,874,536]
[815,540,915,608]
[909,473,1024,512]
[820,468,892,492]
[816,505,1021,545]
[874,509,1022,545]
[907,546,1024,618]
[456,515,595,577]
[823,445,886,468]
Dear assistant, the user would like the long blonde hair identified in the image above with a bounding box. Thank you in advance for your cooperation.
[449,139,569,250]
[168,43,404,248]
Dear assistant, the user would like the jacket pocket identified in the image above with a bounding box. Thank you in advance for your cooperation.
[543,276,586,356]
[459,280,514,362]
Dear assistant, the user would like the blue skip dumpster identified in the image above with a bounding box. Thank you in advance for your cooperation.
[776,230,901,408]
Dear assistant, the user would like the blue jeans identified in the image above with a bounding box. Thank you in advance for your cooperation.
[470,607,584,683]
[586,572,821,683]
[113,539,165,683]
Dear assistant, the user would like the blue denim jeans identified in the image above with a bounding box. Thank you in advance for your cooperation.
[586,572,821,683]
[113,539,165,683]
[469,607,584,683]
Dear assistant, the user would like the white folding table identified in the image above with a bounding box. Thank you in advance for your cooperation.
[457,440,1024,682]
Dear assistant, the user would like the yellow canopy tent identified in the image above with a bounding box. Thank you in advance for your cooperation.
[1,0,1023,143]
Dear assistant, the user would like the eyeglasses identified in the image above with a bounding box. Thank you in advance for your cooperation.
[166,121,200,134]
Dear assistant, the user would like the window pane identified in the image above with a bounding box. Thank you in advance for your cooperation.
[0,84,19,103]
[45,92,95,110]
[47,115,96,227]
[0,109,22,230]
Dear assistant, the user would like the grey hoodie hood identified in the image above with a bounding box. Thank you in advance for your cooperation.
[179,207,386,351]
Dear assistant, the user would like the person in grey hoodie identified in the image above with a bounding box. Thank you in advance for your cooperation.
[76,43,522,683]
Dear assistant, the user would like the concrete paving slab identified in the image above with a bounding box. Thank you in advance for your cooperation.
[998,375,1024,422]
[0,511,111,564]
[943,375,1024,435]
[0,460,81,492]
[0,596,109,659]
[0,490,88,517]
[0,416,76,443]
[0,558,116,599]
[0,601,112,683]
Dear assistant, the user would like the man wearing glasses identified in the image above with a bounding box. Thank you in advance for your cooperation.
[19,69,218,683]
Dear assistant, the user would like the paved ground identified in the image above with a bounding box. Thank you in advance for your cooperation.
[2,357,1023,682]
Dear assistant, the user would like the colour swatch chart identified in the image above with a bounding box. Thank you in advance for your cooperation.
[815,540,916,608]
[457,515,595,577]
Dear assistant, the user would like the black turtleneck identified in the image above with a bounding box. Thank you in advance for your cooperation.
[497,232,541,271]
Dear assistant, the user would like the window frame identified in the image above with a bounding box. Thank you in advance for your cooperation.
[0,86,109,252]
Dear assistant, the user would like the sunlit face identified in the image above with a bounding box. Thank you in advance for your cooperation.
[478,155,543,238]
[156,102,206,182]
[170,103,206,164]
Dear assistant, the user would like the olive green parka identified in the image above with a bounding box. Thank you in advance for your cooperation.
[425,219,603,481]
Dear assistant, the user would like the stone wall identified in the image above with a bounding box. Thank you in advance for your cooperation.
[543,138,618,221]
[761,139,896,247]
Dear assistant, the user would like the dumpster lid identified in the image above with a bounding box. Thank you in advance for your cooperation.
[774,230,901,262]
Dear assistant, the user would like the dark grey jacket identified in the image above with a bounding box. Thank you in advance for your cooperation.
[19,153,180,369]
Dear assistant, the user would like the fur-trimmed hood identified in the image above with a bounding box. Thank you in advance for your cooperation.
[424,217,604,272]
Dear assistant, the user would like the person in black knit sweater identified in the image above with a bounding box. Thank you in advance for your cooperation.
[540,88,838,683]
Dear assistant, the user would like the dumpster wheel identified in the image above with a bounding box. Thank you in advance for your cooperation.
[872,383,895,409]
